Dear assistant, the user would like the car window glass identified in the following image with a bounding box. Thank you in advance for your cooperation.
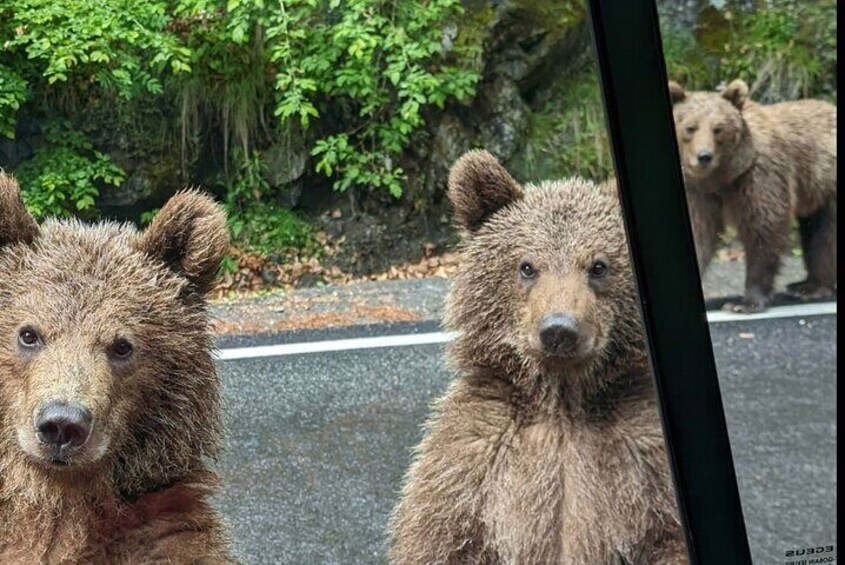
[655,2,837,562]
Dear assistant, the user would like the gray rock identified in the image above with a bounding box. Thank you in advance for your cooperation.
[0,137,34,169]
[494,45,532,83]
[431,115,474,175]
[260,135,308,208]
[656,0,708,32]
[416,114,476,200]
[478,78,529,161]
[441,22,458,53]
[100,170,154,208]
[98,155,181,209]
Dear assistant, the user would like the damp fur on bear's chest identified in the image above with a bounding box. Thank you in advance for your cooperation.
[479,414,669,561]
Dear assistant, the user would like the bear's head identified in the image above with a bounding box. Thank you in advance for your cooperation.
[444,151,647,397]
[668,79,751,184]
[0,174,228,498]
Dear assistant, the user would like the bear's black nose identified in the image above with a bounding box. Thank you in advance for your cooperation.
[697,150,713,164]
[36,402,92,449]
[539,314,580,356]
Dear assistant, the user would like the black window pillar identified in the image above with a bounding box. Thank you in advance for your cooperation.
[586,1,753,563]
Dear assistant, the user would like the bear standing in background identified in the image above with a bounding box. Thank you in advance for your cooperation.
[388,151,687,564]
[0,175,237,563]
[669,79,837,312]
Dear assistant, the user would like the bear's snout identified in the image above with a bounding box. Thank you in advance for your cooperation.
[538,314,580,357]
[696,150,713,165]
[35,402,93,459]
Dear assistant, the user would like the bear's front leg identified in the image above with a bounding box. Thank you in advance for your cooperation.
[729,174,791,313]
[685,189,724,274]
[388,439,493,563]
[389,382,509,565]
[739,251,780,312]
[389,483,491,565]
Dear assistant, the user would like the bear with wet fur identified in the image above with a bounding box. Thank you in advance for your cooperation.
[388,150,687,564]
[668,79,837,312]
[0,174,236,563]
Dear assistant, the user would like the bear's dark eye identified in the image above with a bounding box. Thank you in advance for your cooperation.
[713,126,723,135]
[110,339,134,360]
[684,125,697,134]
[519,262,538,280]
[18,327,42,348]
[589,260,609,279]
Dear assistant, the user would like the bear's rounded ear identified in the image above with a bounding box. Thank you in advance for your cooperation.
[0,173,40,248]
[722,79,748,109]
[136,190,229,295]
[448,150,524,233]
[667,81,686,104]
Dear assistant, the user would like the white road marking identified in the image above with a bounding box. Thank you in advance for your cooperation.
[215,302,836,361]
[704,301,836,322]
[215,331,458,361]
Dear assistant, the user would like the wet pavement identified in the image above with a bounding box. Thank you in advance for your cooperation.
[211,312,837,565]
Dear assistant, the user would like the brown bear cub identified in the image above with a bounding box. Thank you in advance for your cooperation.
[0,174,236,563]
[388,151,687,564]
[669,79,837,312]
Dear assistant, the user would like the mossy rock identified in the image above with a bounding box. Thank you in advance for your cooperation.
[453,0,587,77]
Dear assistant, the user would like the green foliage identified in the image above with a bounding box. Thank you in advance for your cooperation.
[267,0,479,197]
[1,0,182,217]
[661,0,837,103]
[660,28,711,91]
[718,0,836,102]
[223,151,313,254]
[228,201,314,255]
[15,122,124,218]
[552,76,613,182]
[171,0,478,198]
[139,207,161,226]
[2,0,190,100]
[312,134,406,198]
[173,0,271,171]
[0,65,27,139]
[218,253,241,276]
[516,62,613,183]
[2,0,479,256]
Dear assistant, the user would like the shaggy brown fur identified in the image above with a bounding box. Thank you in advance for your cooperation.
[669,79,837,312]
[0,174,236,564]
[388,150,687,564]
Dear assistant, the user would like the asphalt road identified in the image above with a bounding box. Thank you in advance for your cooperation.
[212,313,836,565]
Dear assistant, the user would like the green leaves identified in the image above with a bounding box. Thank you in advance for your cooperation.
[15,123,125,218]
[720,2,835,102]
[223,150,314,254]
[1,0,481,234]
[0,66,27,139]
[312,133,401,196]
[265,0,479,198]
[3,0,191,100]
[661,0,836,103]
